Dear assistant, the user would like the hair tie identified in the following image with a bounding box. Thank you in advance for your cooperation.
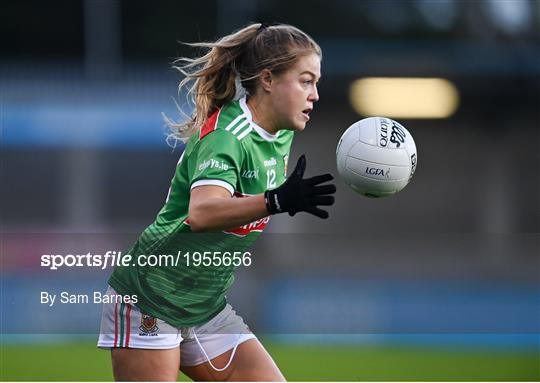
[258,22,269,33]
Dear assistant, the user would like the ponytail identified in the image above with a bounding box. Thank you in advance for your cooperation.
[166,23,321,142]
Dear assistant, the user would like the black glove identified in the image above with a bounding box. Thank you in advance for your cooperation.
[264,155,336,219]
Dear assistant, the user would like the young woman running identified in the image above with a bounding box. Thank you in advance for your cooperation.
[98,22,336,381]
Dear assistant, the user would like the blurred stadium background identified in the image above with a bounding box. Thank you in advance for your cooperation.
[1,0,539,380]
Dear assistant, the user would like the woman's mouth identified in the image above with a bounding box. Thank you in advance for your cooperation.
[302,108,312,120]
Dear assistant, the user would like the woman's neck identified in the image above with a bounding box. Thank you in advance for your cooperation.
[246,96,279,135]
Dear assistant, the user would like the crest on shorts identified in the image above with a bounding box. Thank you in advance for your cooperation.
[139,314,158,334]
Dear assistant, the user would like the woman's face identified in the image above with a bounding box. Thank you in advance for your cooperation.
[269,53,321,132]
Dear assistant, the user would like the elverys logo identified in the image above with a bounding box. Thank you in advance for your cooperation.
[198,158,229,172]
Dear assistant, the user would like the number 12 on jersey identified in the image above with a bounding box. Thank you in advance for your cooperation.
[266,169,276,189]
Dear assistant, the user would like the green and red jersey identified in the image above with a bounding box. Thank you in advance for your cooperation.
[109,97,294,327]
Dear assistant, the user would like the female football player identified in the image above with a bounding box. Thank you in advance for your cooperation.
[98,22,336,381]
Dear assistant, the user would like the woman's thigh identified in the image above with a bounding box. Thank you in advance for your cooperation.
[111,347,180,381]
[181,338,285,382]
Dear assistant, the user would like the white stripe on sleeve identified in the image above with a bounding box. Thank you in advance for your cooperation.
[191,179,234,196]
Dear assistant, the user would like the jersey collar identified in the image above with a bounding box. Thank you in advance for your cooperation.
[239,97,280,142]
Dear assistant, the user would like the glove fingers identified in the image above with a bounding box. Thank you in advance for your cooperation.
[310,195,335,206]
[311,184,337,195]
[292,155,307,178]
[305,173,333,186]
[305,206,329,219]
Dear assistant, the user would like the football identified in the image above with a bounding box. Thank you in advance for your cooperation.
[336,117,417,198]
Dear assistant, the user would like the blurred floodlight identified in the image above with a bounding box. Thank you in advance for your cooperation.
[350,77,459,119]
[417,0,457,30]
[485,0,531,35]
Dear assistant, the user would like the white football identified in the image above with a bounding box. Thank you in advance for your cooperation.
[336,117,417,198]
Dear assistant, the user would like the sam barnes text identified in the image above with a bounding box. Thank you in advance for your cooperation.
[40,291,137,306]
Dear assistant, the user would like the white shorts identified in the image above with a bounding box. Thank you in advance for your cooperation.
[97,287,255,366]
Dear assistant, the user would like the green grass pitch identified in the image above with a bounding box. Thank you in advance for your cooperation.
[1,340,538,381]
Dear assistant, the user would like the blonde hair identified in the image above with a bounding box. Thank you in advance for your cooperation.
[166,23,321,141]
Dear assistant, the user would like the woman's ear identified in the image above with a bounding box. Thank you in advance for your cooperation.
[259,69,273,93]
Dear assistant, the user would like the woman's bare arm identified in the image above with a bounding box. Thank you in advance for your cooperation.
[188,185,268,232]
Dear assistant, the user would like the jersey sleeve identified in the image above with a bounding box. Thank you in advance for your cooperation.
[189,130,244,195]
